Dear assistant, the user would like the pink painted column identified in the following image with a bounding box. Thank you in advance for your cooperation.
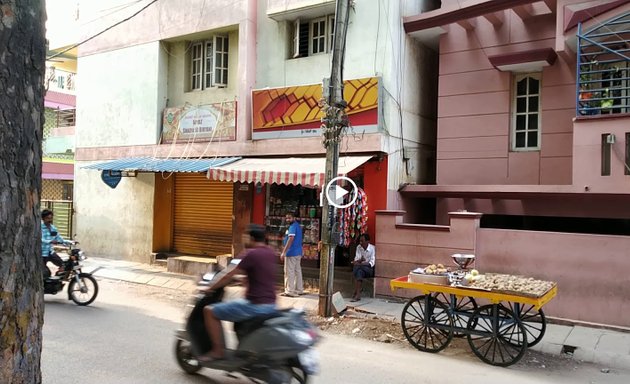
[237,0,257,141]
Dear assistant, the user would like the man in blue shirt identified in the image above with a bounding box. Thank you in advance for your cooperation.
[280,212,303,297]
[41,209,70,273]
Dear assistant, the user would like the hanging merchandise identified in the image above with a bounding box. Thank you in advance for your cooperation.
[338,187,368,247]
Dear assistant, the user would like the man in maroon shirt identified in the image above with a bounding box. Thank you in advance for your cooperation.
[201,224,277,361]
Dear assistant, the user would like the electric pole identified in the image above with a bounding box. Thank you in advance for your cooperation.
[318,0,351,317]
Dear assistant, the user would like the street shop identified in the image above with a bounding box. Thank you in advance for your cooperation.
[207,155,387,267]
[391,254,558,366]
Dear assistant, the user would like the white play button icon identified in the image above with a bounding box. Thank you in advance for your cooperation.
[335,185,349,200]
[325,176,358,209]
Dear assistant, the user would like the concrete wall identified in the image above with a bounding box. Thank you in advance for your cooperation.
[78,0,251,56]
[375,210,630,327]
[436,10,575,186]
[74,167,155,263]
[573,117,630,193]
[76,42,166,148]
[477,228,630,328]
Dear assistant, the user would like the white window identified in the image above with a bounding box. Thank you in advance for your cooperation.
[310,17,327,55]
[189,36,229,91]
[292,15,335,58]
[512,74,541,151]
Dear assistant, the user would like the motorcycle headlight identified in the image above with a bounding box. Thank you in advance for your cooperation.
[78,251,86,260]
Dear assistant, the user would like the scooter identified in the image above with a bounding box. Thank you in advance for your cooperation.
[43,241,99,306]
[174,260,320,383]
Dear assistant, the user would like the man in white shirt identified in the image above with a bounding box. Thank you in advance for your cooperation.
[351,233,375,302]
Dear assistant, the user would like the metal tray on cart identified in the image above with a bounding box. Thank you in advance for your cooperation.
[390,276,558,367]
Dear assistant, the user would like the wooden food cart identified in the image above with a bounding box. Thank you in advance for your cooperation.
[390,276,558,367]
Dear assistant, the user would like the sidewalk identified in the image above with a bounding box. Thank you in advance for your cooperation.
[83,257,630,370]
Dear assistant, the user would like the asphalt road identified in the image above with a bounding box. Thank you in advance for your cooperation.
[42,279,630,384]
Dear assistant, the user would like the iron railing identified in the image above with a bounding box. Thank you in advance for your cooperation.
[576,12,630,116]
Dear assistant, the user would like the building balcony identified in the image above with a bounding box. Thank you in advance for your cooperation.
[266,0,335,21]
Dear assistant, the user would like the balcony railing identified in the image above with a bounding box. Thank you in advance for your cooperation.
[576,12,630,117]
[45,67,76,94]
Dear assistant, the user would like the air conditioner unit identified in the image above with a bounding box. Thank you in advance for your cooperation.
[606,133,616,144]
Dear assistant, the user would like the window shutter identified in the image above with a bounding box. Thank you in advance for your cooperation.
[190,42,203,91]
[328,15,335,53]
[298,21,309,57]
[213,35,229,87]
[204,40,213,89]
[293,19,301,58]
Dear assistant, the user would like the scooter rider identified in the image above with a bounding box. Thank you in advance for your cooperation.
[201,224,277,361]
[41,209,71,273]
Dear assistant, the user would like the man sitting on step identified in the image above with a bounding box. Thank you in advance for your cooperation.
[351,233,375,302]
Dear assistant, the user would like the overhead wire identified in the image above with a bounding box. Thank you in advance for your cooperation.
[47,0,158,60]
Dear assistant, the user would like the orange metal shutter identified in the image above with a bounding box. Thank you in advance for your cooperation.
[173,174,233,256]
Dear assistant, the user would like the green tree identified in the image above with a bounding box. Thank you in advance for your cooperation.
[0,0,46,383]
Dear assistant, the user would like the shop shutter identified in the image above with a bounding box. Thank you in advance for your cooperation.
[173,174,233,256]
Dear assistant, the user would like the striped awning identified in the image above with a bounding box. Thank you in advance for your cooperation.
[82,157,240,173]
[207,156,372,187]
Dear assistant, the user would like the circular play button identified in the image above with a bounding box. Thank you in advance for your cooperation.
[325,176,358,209]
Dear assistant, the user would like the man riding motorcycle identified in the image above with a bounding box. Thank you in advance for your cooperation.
[200,224,278,362]
[41,209,71,274]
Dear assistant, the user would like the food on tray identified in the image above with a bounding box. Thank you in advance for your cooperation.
[469,273,554,296]
[422,264,449,275]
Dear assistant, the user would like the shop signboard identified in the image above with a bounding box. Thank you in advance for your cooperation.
[161,102,236,143]
[251,77,380,140]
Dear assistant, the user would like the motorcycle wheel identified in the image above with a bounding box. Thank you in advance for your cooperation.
[286,365,308,384]
[175,339,201,374]
[68,274,99,306]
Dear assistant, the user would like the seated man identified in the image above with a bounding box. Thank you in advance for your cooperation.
[201,224,277,361]
[351,233,375,302]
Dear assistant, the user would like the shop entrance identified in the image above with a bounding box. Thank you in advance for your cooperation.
[265,184,322,268]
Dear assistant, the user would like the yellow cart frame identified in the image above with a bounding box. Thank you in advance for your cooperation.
[390,276,558,367]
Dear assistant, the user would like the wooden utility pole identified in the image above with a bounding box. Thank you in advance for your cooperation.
[318,0,351,317]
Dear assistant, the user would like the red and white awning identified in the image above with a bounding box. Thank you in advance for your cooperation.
[207,156,372,187]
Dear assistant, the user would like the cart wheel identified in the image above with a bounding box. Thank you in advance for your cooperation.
[401,295,453,353]
[504,303,546,347]
[433,293,478,337]
[466,304,528,367]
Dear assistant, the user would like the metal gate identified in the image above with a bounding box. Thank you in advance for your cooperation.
[41,200,73,239]
[172,174,233,256]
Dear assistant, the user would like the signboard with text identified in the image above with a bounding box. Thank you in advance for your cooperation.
[251,77,380,140]
[161,102,236,143]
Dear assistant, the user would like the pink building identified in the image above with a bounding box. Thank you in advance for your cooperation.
[375,0,630,327]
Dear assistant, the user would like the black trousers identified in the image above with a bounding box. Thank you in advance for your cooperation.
[353,265,374,281]
[43,253,64,268]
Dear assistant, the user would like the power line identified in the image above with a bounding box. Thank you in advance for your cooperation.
[47,0,158,60]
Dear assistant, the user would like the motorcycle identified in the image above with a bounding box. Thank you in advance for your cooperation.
[43,241,99,306]
[174,259,320,384]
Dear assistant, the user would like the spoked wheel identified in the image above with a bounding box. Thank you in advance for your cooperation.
[504,302,546,347]
[401,295,454,353]
[433,293,478,337]
[466,304,528,367]
[174,339,202,374]
[68,274,99,306]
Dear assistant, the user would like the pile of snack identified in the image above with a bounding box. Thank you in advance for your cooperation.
[422,264,449,275]
[469,273,554,296]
